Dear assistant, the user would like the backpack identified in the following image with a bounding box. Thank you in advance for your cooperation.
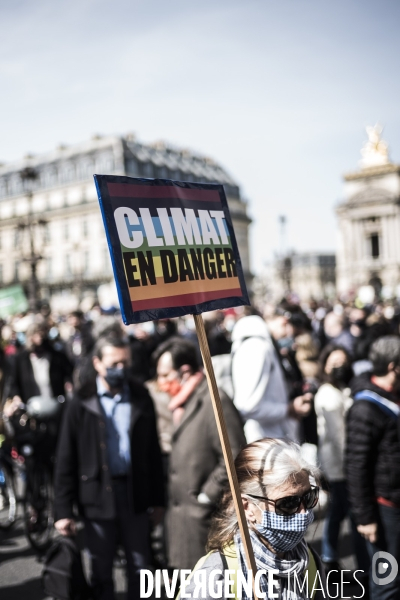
[42,536,93,600]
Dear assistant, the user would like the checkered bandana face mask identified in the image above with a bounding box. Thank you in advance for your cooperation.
[234,530,310,600]
[255,508,314,553]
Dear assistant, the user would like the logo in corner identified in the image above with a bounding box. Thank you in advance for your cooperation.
[372,551,398,586]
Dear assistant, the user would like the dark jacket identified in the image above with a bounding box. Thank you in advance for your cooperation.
[345,373,400,525]
[54,377,165,522]
[65,323,95,366]
[167,377,246,570]
[0,352,14,406]
[9,346,73,402]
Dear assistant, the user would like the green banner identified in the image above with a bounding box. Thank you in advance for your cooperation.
[0,285,29,318]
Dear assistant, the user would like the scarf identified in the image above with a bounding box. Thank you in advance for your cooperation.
[168,370,204,426]
[234,530,309,600]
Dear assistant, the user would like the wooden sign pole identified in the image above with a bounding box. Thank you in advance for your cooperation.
[194,314,259,600]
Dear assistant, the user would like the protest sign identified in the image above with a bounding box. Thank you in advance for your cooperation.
[94,176,249,324]
[95,175,259,599]
[0,285,28,318]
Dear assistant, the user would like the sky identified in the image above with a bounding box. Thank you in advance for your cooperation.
[1,0,400,274]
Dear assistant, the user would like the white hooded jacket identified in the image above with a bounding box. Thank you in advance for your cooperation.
[231,316,299,442]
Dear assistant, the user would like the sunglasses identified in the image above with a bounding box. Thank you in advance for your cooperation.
[248,485,319,516]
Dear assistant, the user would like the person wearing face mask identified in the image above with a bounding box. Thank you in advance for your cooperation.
[346,336,400,600]
[154,337,246,571]
[54,334,165,600]
[314,345,369,578]
[7,321,73,412]
[181,438,326,600]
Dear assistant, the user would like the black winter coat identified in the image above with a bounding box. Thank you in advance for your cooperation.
[54,378,165,522]
[9,346,73,402]
[345,373,400,525]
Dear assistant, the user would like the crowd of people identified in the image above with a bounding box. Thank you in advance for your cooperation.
[0,297,400,599]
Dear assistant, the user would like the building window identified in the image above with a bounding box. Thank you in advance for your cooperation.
[76,163,85,180]
[104,247,111,271]
[47,257,52,280]
[370,234,380,259]
[126,158,138,176]
[65,255,72,277]
[83,251,90,275]
[64,221,69,240]
[14,261,19,281]
[144,163,153,178]
[43,169,51,187]
[14,228,20,249]
[64,164,75,181]
[105,158,114,171]
[85,161,94,178]
[44,222,51,243]
[82,219,88,238]
[10,177,22,196]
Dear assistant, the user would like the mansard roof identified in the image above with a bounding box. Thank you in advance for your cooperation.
[0,134,240,200]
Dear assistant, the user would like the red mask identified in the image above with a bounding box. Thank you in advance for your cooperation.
[159,378,182,397]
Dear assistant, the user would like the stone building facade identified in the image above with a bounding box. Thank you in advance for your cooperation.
[336,126,400,296]
[0,134,251,309]
[253,251,336,305]
[290,252,336,300]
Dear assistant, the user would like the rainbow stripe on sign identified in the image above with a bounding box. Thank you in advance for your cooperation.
[94,176,249,324]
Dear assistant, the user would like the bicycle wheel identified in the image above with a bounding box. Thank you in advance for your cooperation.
[0,465,17,530]
[23,465,54,552]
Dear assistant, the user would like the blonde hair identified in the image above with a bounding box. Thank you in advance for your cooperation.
[207,438,320,552]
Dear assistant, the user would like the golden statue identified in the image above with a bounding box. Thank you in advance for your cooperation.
[360,123,390,168]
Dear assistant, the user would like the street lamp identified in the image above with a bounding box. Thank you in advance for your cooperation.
[18,167,48,311]
[278,215,292,293]
[72,241,84,302]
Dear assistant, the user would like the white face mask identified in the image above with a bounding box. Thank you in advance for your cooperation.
[255,509,314,553]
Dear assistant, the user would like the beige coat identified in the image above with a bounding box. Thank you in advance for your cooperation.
[166,377,246,570]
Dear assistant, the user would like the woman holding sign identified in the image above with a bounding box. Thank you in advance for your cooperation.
[181,438,328,600]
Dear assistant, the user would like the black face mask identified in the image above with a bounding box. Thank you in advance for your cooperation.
[330,365,353,385]
[351,319,366,329]
[32,343,46,357]
[105,366,126,389]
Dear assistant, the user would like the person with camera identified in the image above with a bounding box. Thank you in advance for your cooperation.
[2,321,73,545]
[4,320,73,460]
